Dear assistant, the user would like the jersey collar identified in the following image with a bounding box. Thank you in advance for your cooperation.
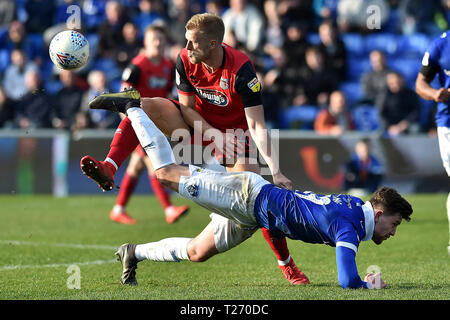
[361,201,374,241]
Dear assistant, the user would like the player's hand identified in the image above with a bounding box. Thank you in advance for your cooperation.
[364,272,386,289]
[273,172,292,190]
[222,131,243,160]
[433,88,450,102]
[205,129,242,160]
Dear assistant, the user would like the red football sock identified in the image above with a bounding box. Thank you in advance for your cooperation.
[106,117,140,169]
[261,227,290,262]
[116,172,138,207]
[149,174,171,209]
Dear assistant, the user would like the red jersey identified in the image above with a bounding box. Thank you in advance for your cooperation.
[122,53,174,98]
[175,44,262,131]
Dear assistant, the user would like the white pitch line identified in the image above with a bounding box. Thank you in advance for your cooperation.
[0,240,118,250]
[0,259,117,271]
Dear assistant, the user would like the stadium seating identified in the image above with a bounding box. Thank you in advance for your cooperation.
[346,57,371,82]
[397,33,431,58]
[365,32,399,57]
[388,56,422,88]
[0,49,10,73]
[90,57,121,82]
[339,81,364,106]
[280,105,320,129]
[351,104,380,132]
[341,33,366,57]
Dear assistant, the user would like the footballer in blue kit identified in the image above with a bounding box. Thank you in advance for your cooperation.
[415,31,450,255]
[93,92,413,290]
[253,184,410,289]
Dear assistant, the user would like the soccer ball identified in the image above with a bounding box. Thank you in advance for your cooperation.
[49,30,89,70]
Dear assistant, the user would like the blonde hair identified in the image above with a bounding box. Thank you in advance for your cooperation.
[185,13,224,42]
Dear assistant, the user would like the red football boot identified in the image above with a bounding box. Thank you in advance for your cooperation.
[165,205,189,224]
[279,258,310,285]
[80,155,116,191]
[110,210,137,225]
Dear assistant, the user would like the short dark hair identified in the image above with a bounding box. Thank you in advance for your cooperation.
[369,187,413,222]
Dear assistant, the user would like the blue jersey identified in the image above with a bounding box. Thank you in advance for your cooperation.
[254,184,375,289]
[421,31,450,127]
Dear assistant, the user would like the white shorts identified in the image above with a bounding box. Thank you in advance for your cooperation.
[178,165,270,252]
[437,126,450,176]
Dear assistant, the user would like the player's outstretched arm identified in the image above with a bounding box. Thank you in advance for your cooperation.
[244,105,292,189]
[336,246,367,289]
[336,246,386,289]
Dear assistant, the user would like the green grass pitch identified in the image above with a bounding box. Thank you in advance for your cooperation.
[0,193,448,300]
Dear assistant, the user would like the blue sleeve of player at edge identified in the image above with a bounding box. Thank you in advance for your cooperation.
[336,246,369,289]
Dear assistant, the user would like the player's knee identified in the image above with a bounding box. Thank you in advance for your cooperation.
[187,242,216,262]
[127,163,144,176]
[188,252,210,262]
[154,168,169,184]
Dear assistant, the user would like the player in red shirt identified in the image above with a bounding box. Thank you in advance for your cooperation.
[81,14,307,284]
[106,25,188,225]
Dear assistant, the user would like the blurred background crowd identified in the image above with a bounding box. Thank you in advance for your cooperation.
[0,0,448,136]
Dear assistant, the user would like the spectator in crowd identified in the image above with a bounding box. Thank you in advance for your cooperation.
[293,46,339,107]
[2,21,43,64]
[81,70,120,128]
[376,71,420,136]
[52,70,84,130]
[133,0,165,39]
[398,0,445,35]
[318,19,347,81]
[263,0,284,56]
[314,90,354,136]
[15,70,52,129]
[205,0,226,16]
[343,138,384,194]
[261,20,310,109]
[113,22,142,69]
[23,0,55,33]
[256,70,279,128]
[313,0,339,24]
[222,0,265,53]
[0,0,16,29]
[167,0,200,46]
[97,0,130,58]
[0,86,14,128]
[442,0,450,28]
[282,20,310,69]
[277,0,315,31]
[361,50,393,104]
[81,0,108,32]
[2,49,39,102]
[71,111,92,133]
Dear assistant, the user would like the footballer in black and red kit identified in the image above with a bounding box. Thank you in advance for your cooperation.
[176,43,262,132]
[123,51,174,100]
[175,43,261,160]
